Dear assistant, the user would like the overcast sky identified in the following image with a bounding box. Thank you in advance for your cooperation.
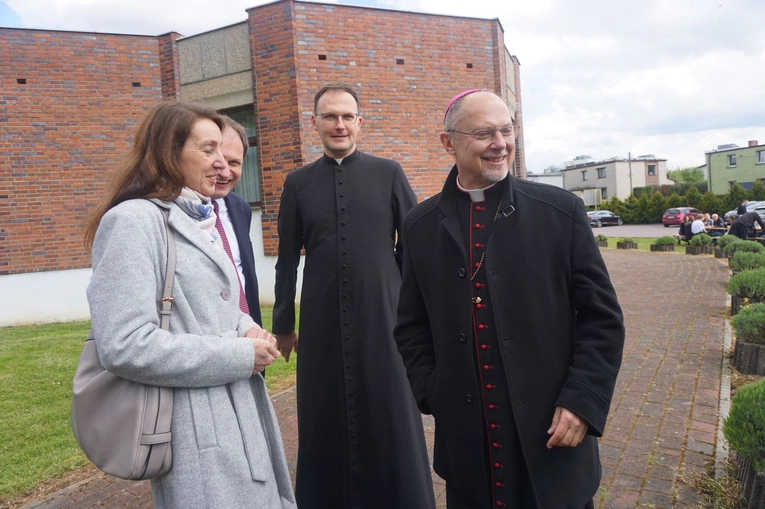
[2,0,763,172]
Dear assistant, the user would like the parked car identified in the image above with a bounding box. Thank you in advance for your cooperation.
[723,201,765,223]
[587,210,623,227]
[662,207,702,227]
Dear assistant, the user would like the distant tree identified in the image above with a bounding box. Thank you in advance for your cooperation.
[751,181,765,201]
[667,167,705,183]
[698,191,723,216]
[684,185,702,208]
[727,183,748,211]
[648,193,667,222]
[665,192,683,209]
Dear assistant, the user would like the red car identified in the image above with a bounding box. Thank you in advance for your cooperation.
[662,207,702,227]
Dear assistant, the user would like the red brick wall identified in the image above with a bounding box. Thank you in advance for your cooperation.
[247,1,305,255]
[158,32,181,100]
[252,0,510,255]
[511,55,527,179]
[0,29,169,275]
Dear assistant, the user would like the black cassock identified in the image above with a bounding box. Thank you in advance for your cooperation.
[273,150,435,509]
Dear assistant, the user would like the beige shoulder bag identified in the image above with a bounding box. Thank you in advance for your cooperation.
[71,206,175,480]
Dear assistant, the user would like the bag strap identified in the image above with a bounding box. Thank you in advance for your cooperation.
[157,207,176,331]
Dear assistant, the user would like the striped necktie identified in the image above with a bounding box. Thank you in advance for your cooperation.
[212,200,251,315]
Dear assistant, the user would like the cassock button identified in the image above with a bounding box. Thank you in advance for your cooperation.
[342,251,348,255]
[483,364,490,371]
[341,222,347,226]
[486,384,494,389]
[340,194,345,198]
[342,264,347,269]
[476,205,484,211]
[459,268,466,277]
[494,462,503,468]
[493,442,502,449]
[478,324,487,330]
[459,333,467,342]
[481,344,489,350]
[476,283,483,288]
[491,423,500,429]
[341,236,347,240]
[489,404,497,409]
[474,223,482,229]
[475,262,481,268]
[339,181,344,185]
[341,207,346,212]
[465,394,474,403]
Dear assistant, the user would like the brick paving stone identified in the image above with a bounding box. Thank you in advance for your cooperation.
[19,250,729,508]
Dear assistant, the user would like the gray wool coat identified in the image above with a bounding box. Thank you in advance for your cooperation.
[87,198,296,509]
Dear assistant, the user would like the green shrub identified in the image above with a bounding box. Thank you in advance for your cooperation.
[595,234,608,241]
[727,268,765,298]
[723,379,765,474]
[718,235,739,249]
[654,236,676,246]
[723,240,765,258]
[730,302,765,345]
[690,233,713,246]
[730,251,765,272]
[621,237,637,243]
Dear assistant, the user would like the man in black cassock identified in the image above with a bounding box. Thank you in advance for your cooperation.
[273,82,435,509]
[395,90,625,508]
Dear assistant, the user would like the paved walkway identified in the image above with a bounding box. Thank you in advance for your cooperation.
[21,249,730,508]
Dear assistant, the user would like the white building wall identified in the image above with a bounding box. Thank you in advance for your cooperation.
[0,211,304,326]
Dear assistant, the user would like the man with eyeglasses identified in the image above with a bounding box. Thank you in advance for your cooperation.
[273,82,434,509]
[394,89,624,508]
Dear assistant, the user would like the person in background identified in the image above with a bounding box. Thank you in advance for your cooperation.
[84,101,295,509]
[212,117,262,327]
[272,82,435,509]
[737,199,749,216]
[703,213,712,226]
[730,210,765,240]
[680,216,694,243]
[691,214,707,237]
[712,214,725,228]
[395,89,624,508]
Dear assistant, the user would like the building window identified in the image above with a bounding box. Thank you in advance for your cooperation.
[220,106,260,204]
[728,154,737,167]
[597,167,606,179]
[757,150,765,164]
[582,170,588,181]
[601,187,608,200]
[647,164,656,176]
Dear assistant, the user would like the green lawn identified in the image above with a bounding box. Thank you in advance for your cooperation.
[0,308,297,502]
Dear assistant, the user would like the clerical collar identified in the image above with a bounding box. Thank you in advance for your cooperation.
[334,158,344,165]
[456,176,499,202]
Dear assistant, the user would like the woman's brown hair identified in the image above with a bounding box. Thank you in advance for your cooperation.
[84,101,224,249]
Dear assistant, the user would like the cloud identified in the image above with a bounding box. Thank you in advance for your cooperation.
[4,0,765,171]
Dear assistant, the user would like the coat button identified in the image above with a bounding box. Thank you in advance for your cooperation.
[221,288,231,300]
[459,333,467,342]
[458,268,466,277]
[466,394,474,403]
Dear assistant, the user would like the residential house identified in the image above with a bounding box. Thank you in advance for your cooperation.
[561,155,670,206]
[706,140,765,194]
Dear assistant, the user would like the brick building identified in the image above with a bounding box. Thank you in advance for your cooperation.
[0,0,525,325]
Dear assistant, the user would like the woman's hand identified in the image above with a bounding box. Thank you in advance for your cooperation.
[245,327,281,373]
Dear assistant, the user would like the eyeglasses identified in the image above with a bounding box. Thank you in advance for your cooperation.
[448,126,515,141]
[317,113,360,125]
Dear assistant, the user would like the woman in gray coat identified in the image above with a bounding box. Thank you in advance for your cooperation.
[84,102,296,509]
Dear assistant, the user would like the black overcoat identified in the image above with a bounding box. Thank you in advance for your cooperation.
[273,151,435,509]
[395,167,625,508]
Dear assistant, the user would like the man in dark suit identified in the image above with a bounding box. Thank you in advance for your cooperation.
[212,117,262,326]
[395,90,624,508]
